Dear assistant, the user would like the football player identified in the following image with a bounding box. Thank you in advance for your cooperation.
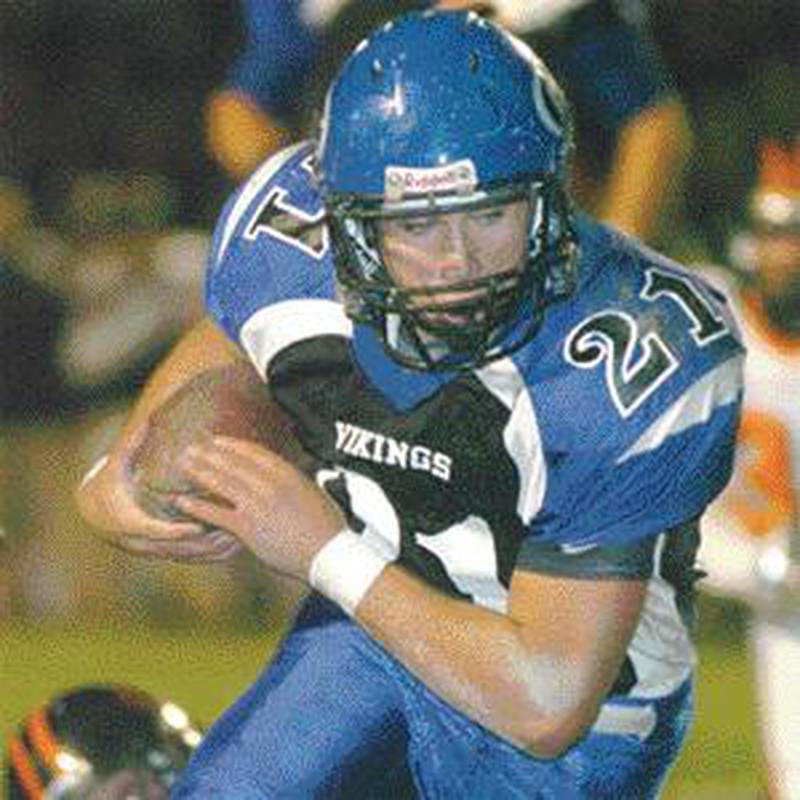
[5,683,201,799]
[78,11,743,797]
[699,136,800,799]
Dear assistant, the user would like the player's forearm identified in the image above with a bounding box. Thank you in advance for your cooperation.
[206,90,290,183]
[353,565,601,758]
[602,99,692,241]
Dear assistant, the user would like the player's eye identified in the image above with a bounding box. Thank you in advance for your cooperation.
[469,208,505,225]
[397,217,436,235]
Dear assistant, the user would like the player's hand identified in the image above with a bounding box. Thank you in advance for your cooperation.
[173,437,345,580]
[75,424,243,563]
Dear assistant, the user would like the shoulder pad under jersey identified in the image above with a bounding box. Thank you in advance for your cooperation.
[206,141,347,374]
[504,220,745,547]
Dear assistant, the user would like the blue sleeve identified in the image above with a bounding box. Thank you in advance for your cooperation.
[519,224,745,554]
[225,0,321,121]
[529,358,743,552]
[550,0,675,135]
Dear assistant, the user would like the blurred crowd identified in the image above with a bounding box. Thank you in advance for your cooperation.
[0,0,798,624]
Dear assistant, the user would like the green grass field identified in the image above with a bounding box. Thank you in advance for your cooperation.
[0,598,764,798]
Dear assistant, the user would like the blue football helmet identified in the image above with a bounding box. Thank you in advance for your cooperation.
[317,9,578,371]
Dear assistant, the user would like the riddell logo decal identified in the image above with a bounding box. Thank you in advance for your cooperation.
[384,160,478,202]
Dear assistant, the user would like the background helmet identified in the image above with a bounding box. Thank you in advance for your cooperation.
[749,138,800,235]
[730,136,800,334]
[5,684,201,799]
[317,9,578,370]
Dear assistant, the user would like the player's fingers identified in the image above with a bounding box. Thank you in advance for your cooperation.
[169,529,244,562]
[193,436,290,481]
[202,528,242,554]
[114,532,235,562]
[163,540,243,563]
[198,535,244,562]
[171,492,238,531]
[212,436,298,475]
[134,516,209,540]
[206,437,312,499]
[177,443,253,494]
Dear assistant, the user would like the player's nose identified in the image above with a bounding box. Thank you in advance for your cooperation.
[434,218,474,281]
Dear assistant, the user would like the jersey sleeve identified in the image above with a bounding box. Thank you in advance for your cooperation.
[225,0,320,122]
[517,241,745,573]
[204,142,346,376]
[517,362,741,575]
[541,0,675,135]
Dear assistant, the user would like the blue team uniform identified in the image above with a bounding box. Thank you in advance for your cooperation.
[225,0,672,147]
[224,0,321,126]
[530,0,675,164]
[174,143,743,798]
[223,1,430,129]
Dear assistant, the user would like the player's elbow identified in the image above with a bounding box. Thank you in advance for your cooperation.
[506,703,596,760]
[523,710,597,759]
[499,670,603,759]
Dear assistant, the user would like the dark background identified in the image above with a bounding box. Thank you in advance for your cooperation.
[1,0,798,256]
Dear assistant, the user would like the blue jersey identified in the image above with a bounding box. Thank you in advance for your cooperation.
[224,1,431,126]
[225,0,673,149]
[224,0,321,124]
[206,142,744,701]
[530,0,674,141]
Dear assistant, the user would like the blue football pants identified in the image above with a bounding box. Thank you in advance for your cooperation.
[173,595,692,799]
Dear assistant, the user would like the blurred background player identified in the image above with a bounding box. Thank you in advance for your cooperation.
[0,169,231,625]
[699,135,800,799]
[204,0,427,183]
[5,683,201,799]
[512,0,691,243]
[205,0,691,245]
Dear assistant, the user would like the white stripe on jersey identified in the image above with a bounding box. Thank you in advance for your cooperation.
[616,354,744,464]
[216,141,312,268]
[481,356,696,699]
[476,359,547,526]
[627,533,696,698]
[240,298,352,378]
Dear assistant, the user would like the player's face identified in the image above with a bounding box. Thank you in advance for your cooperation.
[755,230,800,332]
[378,199,530,324]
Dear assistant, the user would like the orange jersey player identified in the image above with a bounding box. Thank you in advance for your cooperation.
[699,136,800,800]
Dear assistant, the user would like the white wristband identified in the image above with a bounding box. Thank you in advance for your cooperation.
[308,528,390,616]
